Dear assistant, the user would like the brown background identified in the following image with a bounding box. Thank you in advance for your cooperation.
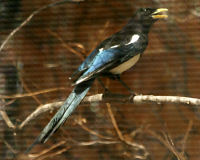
[0,0,200,159]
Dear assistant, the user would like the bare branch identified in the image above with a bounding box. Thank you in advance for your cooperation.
[83,93,200,106]
[0,87,66,99]
[0,138,18,154]
[0,99,16,110]
[145,129,187,160]
[132,95,200,106]
[106,103,149,159]
[33,147,70,160]
[28,141,67,158]
[47,29,85,60]
[0,0,84,52]
[106,103,146,149]
[18,93,200,129]
[0,110,16,129]
[77,140,119,146]
[40,147,70,160]
[181,120,193,153]
[106,103,124,140]
[19,101,64,129]
[75,117,113,140]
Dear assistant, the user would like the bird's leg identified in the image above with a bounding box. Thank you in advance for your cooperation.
[102,72,136,95]
[115,75,136,97]
[97,77,111,94]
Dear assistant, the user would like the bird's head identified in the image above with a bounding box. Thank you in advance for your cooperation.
[132,8,168,33]
[135,8,168,22]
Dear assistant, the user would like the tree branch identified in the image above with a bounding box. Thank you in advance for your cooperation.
[18,93,200,129]
[83,93,200,106]
[0,0,84,52]
[132,95,200,106]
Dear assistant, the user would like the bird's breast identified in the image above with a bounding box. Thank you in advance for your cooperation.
[109,54,140,74]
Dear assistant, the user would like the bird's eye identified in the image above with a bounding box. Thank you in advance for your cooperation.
[139,8,146,12]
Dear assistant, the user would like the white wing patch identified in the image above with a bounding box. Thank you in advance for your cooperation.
[110,45,119,49]
[99,48,104,52]
[126,34,140,45]
[99,34,139,51]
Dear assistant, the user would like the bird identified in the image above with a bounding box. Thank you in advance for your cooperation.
[26,8,168,152]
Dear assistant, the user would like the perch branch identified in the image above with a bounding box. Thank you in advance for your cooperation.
[19,93,200,129]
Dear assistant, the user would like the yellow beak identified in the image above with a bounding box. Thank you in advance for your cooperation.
[152,8,168,19]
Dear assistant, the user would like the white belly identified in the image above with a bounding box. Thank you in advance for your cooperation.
[110,54,140,74]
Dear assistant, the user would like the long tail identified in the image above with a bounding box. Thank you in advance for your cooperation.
[26,79,94,153]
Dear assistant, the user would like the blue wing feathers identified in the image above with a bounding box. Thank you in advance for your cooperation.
[26,79,94,153]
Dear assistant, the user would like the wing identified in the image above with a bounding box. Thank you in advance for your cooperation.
[69,48,99,82]
[71,30,141,85]
[70,29,130,82]
[74,45,138,85]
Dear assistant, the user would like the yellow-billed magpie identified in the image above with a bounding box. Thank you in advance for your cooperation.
[26,8,168,152]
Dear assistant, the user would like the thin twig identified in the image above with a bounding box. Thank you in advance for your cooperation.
[106,103,124,140]
[75,117,113,140]
[106,103,149,160]
[106,103,146,150]
[28,141,67,158]
[145,129,186,160]
[35,147,70,160]
[181,120,193,153]
[0,138,18,154]
[29,140,117,159]
[0,87,66,99]
[77,140,119,146]
[0,99,16,110]
[0,100,16,129]
[19,76,42,105]
[0,0,84,52]
[0,110,16,129]
[19,101,64,129]
[47,29,85,60]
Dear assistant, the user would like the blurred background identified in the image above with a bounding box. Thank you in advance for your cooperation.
[0,0,200,159]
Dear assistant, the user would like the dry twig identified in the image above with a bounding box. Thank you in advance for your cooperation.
[106,103,146,149]
[47,29,85,60]
[0,138,18,154]
[106,103,149,159]
[0,0,84,52]
[145,129,187,160]
[181,120,193,154]
[75,117,113,140]
[19,101,64,129]
[28,141,67,159]
[106,103,124,140]
[77,140,119,146]
[34,147,70,160]
[0,110,16,129]
[0,87,66,99]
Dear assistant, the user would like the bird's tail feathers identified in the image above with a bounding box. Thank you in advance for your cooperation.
[25,79,94,153]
